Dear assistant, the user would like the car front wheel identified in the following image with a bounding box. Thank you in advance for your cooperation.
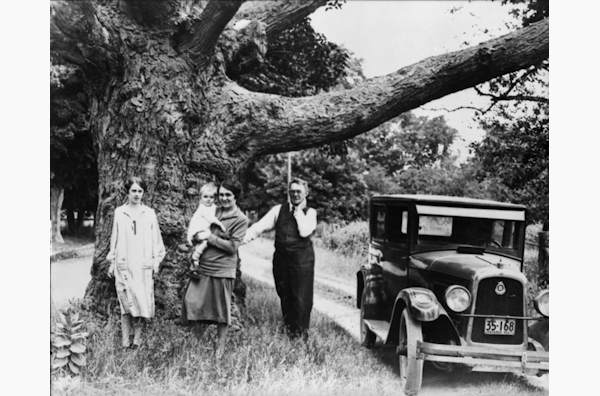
[398,309,424,396]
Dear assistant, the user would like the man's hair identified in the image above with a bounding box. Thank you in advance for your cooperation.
[288,177,308,192]
[199,182,217,196]
[124,176,147,193]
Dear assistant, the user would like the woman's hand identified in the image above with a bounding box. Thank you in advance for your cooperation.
[193,230,211,242]
[107,263,115,278]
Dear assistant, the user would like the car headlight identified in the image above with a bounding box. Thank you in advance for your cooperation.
[534,289,549,317]
[445,285,471,313]
[412,291,435,309]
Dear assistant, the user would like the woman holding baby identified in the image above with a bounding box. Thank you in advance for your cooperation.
[184,181,248,356]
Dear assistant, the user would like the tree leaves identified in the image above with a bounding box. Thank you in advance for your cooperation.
[70,343,86,354]
[51,307,89,376]
[235,18,349,97]
[52,357,69,370]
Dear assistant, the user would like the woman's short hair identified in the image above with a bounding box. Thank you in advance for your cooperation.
[218,181,241,198]
[125,176,147,193]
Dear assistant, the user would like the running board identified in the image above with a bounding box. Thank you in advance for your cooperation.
[363,319,391,342]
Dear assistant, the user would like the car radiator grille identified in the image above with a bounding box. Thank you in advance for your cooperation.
[471,277,524,345]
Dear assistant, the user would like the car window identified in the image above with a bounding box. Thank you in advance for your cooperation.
[372,205,386,240]
[416,214,524,257]
[388,206,408,242]
[419,215,453,236]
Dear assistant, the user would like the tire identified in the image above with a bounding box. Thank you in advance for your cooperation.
[360,293,376,348]
[398,309,424,396]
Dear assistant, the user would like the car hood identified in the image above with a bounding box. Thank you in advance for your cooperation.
[409,250,524,281]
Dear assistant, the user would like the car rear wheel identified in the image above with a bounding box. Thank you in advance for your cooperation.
[398,309,423,396]
[360,293,376,348]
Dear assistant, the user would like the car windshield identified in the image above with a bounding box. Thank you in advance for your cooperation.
[416,215,524,257]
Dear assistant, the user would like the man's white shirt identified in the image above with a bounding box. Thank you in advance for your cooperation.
[243,201,317,243]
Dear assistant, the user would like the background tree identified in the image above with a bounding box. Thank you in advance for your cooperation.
[242,148,369,222]
[50,0,548,316]
[51,66,98,242]
[470,100,549,227]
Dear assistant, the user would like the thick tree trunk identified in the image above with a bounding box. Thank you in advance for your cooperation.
[82,40,237,317]
[50,186,64,244]
[75,210,85,231]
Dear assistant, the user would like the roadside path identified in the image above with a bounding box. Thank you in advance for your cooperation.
[50,241,360,339]
[239,245,360,339]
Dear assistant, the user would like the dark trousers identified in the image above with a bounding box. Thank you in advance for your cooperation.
[272,244,315,337]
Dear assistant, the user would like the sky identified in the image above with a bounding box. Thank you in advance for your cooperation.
[310,0,520,161]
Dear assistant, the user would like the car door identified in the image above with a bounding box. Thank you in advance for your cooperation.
[380,204,410,310]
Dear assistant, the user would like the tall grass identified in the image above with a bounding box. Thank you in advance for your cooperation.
[54,280,401,396]
[54,278,547,396]
[315,222,369,259]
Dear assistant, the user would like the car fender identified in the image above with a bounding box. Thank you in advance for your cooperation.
[385,288,458,345]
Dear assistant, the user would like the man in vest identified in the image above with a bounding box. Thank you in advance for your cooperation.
[242,178,317,338]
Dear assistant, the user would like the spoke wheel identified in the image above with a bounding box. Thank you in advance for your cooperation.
[360,293,376,348]
[398,309,423,396]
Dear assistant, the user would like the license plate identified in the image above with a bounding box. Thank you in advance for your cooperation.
[484,318,516,335]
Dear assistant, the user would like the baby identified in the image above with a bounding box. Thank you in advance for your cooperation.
[187,183,225,268]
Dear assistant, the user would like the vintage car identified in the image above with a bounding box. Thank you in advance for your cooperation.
[356,195,549,395]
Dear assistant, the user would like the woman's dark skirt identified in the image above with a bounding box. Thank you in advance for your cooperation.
[184,274,234,325]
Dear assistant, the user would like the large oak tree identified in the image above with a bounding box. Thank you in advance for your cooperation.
[50,0,548,316]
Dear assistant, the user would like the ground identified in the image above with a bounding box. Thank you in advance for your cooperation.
[50,238,549,395]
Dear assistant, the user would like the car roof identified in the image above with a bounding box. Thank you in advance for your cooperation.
[371,194,526,210]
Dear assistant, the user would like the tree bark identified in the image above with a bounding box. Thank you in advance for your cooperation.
[66,209,76,235]
[178,0,245,67]
[238,0,327,38]
[50,186,64,244]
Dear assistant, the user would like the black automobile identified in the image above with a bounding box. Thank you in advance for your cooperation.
[357,195,549,395]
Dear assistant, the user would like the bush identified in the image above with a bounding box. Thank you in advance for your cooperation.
[316,221,369,258]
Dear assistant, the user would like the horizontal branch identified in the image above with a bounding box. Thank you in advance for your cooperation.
[237,0,327,39]
[179,0,244,67]
[223,18,549,156]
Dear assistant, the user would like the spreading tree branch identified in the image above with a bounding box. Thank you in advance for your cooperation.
[179,0,245,67]
[238,0,327,39]
[223,18,549,157]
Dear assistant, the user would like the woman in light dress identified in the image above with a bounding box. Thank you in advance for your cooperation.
[107,176,165,349]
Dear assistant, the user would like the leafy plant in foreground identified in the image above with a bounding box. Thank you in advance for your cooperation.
[51,308,88,376]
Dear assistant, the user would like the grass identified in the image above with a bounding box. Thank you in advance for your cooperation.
[242,237,362,287]
[53,279,400,396]
[53,278,546,396]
